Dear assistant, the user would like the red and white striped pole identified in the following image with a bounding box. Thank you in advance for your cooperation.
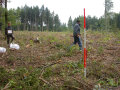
[84,8,87,78]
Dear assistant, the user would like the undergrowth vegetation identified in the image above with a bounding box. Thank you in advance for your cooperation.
[0,31,120,89]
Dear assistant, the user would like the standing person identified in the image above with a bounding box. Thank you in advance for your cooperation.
[72,20,82,51]
[5,22,15,45]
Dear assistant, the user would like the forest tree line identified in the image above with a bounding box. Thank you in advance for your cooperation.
[68,13,120,31]
[0,5,67,32]
[0,4,120,32]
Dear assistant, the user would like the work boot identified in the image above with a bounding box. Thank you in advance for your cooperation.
[79,47,82,52]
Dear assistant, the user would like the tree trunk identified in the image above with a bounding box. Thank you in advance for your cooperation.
[36,22,38,31]
[0,7,2,31]
[47,20,49,31]
[41,19,43,32]
[17,24,20,31]
[23,23,26,30]
[5,0,7,27]
[35,14,38,31]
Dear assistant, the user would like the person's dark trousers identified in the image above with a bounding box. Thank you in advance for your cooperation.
[7,35,15,44]
[73,35,82,50]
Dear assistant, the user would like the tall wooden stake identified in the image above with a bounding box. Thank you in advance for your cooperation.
[5,0,8,27]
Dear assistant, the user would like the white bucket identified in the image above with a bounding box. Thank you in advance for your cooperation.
[0,47,6,53]
[10,43,20,50]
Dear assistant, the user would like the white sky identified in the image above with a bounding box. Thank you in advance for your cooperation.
[8,0,120,24]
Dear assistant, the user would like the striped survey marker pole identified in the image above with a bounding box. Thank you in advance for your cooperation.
[84,8,87,78]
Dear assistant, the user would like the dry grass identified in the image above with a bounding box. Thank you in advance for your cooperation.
[0,30,120,89]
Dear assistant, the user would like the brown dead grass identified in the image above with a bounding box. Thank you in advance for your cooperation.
[0,30,120,89]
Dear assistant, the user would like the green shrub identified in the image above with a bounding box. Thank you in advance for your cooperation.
[43,68,53,78]
[0,67,11,87]
[8,67,42,89]
[98,46,104,54]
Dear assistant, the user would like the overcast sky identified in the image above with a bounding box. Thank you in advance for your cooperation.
[8,0,120,24]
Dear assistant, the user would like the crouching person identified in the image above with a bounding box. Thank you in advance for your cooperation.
[5,22,15,45]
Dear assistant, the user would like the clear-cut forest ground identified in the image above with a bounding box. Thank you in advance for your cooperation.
[0,31,120,90]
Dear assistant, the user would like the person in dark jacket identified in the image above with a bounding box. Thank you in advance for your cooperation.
[5,22,15,44]
[72,20,82,51]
